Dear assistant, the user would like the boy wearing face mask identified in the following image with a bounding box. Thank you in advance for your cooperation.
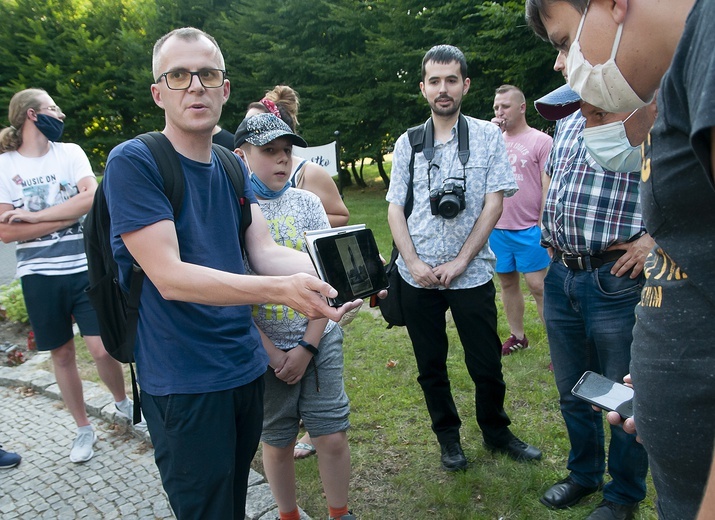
[532,85,652,520]
[0,88,141,464]
[234,113,355,520]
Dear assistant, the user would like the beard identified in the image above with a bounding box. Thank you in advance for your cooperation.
[429,95,462,117]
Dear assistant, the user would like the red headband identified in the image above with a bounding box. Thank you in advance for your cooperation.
[260,98,281,119]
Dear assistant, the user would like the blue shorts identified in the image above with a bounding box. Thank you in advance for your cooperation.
[20,272,100,351]
[490,226,550,274]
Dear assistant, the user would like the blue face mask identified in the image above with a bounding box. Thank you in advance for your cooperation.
[34,113,64,142]
[582,109,642,173]
[249,172,290,200]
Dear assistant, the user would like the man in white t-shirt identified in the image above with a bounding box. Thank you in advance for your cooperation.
[490,84,552,356]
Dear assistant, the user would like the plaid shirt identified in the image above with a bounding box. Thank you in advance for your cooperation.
[542,111,644,255]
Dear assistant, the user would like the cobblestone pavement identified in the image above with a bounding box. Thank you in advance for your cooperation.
[0,352,310,520]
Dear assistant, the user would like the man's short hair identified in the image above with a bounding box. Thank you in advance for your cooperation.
[421,45,467,80]
[495,84,526,105]
[152,27,225,81]
[525,0,588,42]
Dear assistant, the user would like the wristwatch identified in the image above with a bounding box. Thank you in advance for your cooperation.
[298,340,319,356]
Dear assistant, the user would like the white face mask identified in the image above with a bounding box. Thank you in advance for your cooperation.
[582,109,642,172]
[566,2,651,113]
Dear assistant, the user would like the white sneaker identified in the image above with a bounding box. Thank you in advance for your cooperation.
[69,430,97,463]
[115,399,147,427]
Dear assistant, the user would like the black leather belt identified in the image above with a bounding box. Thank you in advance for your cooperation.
[555,249,626,271]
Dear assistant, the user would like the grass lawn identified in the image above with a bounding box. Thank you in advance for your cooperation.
[71,162,656,519]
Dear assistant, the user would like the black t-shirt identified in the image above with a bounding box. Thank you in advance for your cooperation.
[212,128,235,149]
[641,0,715,302]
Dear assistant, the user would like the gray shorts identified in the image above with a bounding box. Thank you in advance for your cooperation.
[261,325,350,447]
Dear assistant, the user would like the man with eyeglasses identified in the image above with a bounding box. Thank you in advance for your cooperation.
[102,27,362,519]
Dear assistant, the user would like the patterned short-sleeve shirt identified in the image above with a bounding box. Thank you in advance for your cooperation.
[386,115,518,289]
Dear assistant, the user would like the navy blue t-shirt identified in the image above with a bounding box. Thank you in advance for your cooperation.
[103,138,267,395]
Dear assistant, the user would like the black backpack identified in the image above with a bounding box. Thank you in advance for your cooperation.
[83,132,252,422]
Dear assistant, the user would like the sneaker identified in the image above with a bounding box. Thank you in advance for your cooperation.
[0,446,21,469]
[501,334,529,356]
[115,399,146,427]
[329,513,356,520]
[69,429,97,463]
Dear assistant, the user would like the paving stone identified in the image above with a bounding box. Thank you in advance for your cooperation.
[0,371,310,520]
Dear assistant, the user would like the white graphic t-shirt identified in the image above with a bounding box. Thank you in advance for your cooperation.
[0,142,94,277]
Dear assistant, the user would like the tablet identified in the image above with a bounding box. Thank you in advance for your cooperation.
[305,225,389,307]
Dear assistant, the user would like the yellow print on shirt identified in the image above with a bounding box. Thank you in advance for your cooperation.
[266,215,304,251]
[640,247,687,308]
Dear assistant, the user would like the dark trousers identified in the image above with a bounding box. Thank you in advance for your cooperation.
[401,278,512,447]
[141,377,265,520]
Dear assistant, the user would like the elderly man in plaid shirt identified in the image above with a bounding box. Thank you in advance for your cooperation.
[534,89,653,520]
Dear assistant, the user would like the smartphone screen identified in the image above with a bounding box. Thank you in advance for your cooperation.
[571,371,634,418]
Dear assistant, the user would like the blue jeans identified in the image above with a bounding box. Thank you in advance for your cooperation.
[544,261,648,505]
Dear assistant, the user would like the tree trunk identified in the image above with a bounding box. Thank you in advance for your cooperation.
[375,155,390,189]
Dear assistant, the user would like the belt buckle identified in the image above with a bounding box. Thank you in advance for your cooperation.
[562,253,584,270]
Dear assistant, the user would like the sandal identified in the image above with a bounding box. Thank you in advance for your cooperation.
[293,441,316,459]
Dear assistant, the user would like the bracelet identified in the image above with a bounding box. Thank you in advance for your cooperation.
[298,340,319,356]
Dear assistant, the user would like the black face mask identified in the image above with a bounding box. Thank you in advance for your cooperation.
[34,113,64,142]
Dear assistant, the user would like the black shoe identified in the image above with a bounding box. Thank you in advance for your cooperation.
[540,476,602,509]
[586,500,639,520]
[484,436,542,462]
[440,442,467,472]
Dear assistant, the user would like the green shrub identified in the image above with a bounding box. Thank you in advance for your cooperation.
[0,279,29,324]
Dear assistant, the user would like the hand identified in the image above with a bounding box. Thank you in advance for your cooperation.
[431,258,468,288]
[284,273,363,322]
[267,349,288,373]
[598,374,642,442]
[0,208,38,224]
[274,347,312,384]
[407,258,440,288]
[607,234,655,278]
[490,117,505,129]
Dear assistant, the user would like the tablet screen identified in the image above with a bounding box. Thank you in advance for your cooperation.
[313,229,389,306]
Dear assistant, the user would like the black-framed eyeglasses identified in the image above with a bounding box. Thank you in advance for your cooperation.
[155,69,226,90]
[38,105,63,115]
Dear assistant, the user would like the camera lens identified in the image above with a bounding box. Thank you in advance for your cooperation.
[438,194,461,219]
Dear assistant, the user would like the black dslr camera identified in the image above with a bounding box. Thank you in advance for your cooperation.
[430,181,466,219]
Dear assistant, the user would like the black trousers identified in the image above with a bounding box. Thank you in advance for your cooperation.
[142,376,265,520]
[401,278,512,447]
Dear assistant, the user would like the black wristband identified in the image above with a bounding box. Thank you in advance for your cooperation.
[298,340,319,356]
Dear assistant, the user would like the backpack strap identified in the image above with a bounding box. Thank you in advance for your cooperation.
[136,132,185,215]
[212,144,253,257]
[405,124,426,219]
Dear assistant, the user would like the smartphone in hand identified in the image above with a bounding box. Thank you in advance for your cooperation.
[571,371,634,419]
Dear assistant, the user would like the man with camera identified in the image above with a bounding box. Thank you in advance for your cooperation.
[386,44,541,472]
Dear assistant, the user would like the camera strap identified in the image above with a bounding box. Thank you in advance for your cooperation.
[422,114,470,166]
[423,114,470,193]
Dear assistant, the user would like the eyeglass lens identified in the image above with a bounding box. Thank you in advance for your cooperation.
[162,69,225,90]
